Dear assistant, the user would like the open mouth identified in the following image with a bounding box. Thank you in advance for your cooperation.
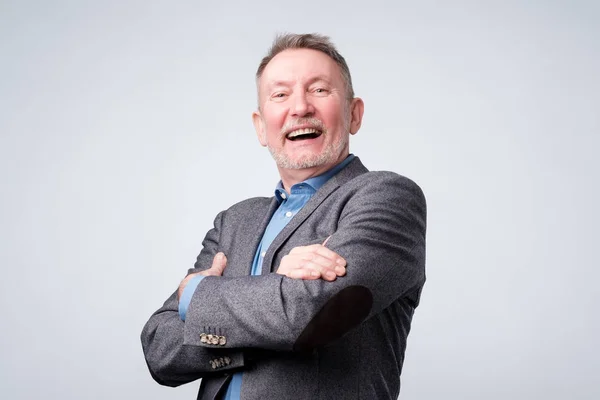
[286,128,323,141]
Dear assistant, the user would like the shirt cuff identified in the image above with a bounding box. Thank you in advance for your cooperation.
[178,275,205,321]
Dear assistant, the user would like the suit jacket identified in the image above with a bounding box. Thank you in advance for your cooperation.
[141,157,427,400]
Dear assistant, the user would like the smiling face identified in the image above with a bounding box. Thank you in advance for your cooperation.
[253,48,364,185]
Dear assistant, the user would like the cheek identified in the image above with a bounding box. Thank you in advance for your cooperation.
[262,108,287,138]
[264,118,282,137]
[318,101,346,128]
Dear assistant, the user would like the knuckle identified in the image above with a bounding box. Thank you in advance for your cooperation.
[303,261,315,270]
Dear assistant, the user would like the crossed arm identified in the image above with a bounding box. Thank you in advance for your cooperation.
[177,239,348,301]
[142,237,348,387]
[141,173,426,386]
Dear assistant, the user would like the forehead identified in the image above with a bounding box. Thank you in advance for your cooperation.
[260,48,343,87]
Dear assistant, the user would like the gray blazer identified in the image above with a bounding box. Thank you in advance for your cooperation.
[141,157,427,400]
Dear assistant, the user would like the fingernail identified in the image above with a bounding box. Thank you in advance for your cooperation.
[336,258,345,265]
[217,252,223,259]
[335,266,345,275]
[311,271,319,277]
[326,271,336,279]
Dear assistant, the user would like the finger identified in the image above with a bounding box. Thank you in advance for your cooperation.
[285,267,321,280]
[298,253,346,277]
[302,252,339,268]
[277,254,324,279]
[200,253,227,276]
[278,252,345,280]
[211,252,227,269]
[284,256,338,281]
[301,261,341,281]
[311,248,346,276]
[307,245,346,267]
[289,244,346,273]
[210,252,227,275]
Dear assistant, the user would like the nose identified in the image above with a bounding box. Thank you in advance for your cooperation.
[290,91,314,117]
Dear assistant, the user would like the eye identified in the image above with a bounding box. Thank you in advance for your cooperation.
[312,87,329,96]
[271,92,288,101]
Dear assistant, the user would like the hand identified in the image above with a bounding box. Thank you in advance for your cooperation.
[177,252,227,300]
[276,238,346,281]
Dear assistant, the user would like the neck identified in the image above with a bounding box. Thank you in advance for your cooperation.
[278,152,349,193]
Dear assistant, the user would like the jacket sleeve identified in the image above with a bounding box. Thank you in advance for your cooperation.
[140,212,247,387]
[182,173,427,352]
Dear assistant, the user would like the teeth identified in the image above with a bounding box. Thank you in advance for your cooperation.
[287,128,320,138]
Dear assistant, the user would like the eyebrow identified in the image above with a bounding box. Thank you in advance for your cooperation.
[265,76,333,90]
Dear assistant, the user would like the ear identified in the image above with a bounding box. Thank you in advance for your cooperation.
[252,110,267,147]
[348,97,364,135]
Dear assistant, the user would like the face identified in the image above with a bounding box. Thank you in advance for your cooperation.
[253,48,363,176]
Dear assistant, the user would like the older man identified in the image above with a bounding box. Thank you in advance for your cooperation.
[141,33,426,400]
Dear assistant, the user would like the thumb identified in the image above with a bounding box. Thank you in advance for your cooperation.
[210,252,227,275]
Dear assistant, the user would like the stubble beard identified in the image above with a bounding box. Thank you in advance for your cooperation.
[267,111,352,170]
[267,131,348,170]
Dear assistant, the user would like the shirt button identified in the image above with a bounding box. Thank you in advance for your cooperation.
[285,211,293,218]
[261,251,266,258]
[280,193,287,199]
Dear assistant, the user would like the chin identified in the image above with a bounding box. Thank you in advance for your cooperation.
[270,140,348,171]
[272,149,333,170]
[285,159,328,170]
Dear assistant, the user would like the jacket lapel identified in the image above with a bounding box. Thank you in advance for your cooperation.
[260,157,369,275]
[235,197,279,276]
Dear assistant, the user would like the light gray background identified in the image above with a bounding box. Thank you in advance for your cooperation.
[1,0,598,399]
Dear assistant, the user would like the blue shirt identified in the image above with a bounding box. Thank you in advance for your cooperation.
[179,154,355,399]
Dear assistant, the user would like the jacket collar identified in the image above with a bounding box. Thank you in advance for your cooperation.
[260,157,369,275]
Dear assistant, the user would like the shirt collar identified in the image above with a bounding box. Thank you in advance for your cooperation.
[274,154,355,202]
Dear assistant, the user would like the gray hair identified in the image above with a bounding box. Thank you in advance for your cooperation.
[256,33,355,102]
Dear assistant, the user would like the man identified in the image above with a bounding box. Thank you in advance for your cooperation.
[141,33,426,400]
